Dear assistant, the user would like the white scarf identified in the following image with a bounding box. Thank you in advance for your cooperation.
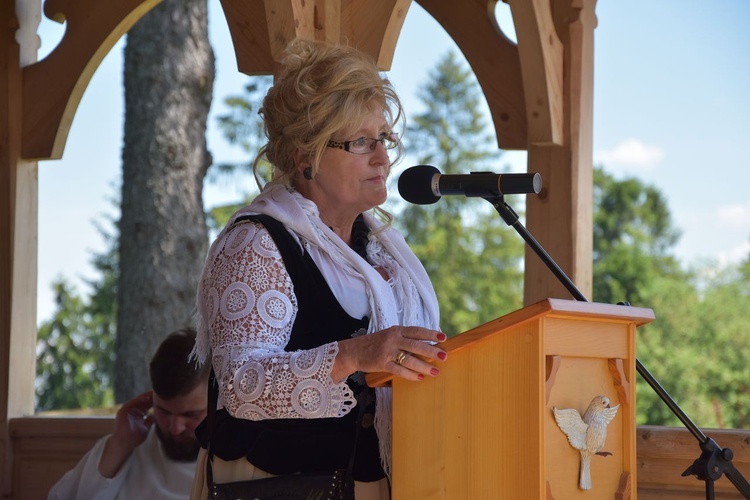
[196,182,440,476]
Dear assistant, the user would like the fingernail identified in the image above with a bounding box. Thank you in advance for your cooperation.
[437,351,447,361]
[436,333,447,341]
[430,367,439,376]
[417,374,425,381]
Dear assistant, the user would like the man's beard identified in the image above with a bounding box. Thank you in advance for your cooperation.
[155,425,200,462]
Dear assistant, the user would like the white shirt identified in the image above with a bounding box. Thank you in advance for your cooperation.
[47,426,197,500]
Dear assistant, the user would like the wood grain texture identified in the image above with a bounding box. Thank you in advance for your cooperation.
[22,0,162,159]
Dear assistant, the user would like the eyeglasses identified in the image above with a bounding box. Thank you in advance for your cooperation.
[326,132,399,155]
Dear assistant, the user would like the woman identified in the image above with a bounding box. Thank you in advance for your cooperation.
[191,39,446,499]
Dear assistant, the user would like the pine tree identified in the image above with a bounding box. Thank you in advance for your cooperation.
[393,51,524,335]
[36,217,118,411]
[592,166,684,305]
[116,0,215,401]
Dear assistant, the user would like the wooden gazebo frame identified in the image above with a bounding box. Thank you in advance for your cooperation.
[1,1,748,498]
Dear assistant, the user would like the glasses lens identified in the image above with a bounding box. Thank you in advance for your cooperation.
[348,137,370,154]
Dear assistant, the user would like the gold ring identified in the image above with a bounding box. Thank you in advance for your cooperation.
[395,351,408,366]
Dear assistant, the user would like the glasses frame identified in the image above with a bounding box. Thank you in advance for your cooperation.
[326,132,399,155]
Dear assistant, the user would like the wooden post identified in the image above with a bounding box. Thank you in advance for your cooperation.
[1,1,39,495]
[523,0,596,304]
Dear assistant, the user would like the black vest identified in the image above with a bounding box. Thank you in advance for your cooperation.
[196,214,385,482]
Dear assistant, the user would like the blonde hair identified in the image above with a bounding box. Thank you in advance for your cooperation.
[253,39,404,224]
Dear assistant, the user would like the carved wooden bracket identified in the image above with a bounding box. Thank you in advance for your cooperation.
[507,0,564,146]
[22,0,162,160]
[220,0,411,76]
[545,354,561,404]
[608,357,630,406]
[615,472,632,499]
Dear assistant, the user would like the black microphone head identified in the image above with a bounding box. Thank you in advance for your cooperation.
[398,165,441,205]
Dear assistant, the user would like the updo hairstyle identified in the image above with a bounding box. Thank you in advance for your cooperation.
[253,39,405,187]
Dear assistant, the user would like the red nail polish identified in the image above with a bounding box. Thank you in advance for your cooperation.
[430,367,439,376]
[417,374,425,380]
[437,333,447,341]
[437,351,447,361]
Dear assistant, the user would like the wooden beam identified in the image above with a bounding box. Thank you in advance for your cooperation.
[10,417,114,499]
[263,0,318,61]
[523,0,595,305]
[340,0,410,70]
[21,0,162,160]
[636,425,750,499]
[508,0,564,146]
[219,0,275,75]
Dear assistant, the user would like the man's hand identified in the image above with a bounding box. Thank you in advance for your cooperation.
[98,391,155,478]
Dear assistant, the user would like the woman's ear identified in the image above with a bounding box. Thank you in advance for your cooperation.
[293,149,312,179]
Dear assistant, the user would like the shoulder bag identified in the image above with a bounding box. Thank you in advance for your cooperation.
[205,369,359,500]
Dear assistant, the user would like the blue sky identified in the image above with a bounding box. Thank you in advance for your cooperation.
[35,1,750,323]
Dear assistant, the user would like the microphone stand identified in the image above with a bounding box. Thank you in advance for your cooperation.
[483,194,750,500]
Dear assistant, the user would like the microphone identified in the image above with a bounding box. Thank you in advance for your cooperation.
[398,165,542,205]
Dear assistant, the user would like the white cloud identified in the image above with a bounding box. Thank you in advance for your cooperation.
[717,241,750,267]
[595,138,665,170]
[717,201,750,229]
[713,202,750,265]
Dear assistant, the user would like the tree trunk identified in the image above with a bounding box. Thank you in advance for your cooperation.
[116,0,214,401]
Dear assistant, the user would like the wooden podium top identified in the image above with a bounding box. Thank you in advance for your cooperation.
[366,298,654,387]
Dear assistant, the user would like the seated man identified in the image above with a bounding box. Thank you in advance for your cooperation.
[49,327,210,500]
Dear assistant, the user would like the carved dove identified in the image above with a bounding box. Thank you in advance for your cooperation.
[553,395,620,490]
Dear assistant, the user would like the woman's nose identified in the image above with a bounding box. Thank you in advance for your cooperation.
[370,140,390,164]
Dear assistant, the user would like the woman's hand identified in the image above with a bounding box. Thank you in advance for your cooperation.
[332,326,447,383]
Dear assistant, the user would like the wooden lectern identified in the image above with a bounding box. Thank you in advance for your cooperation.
[367,298,654,499]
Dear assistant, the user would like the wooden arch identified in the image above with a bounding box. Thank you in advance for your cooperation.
[1,0,596,494]
[22,0,162,160]
[22,0,567,159]
[19,0,595,299]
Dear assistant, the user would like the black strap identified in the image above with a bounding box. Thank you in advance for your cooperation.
[205,368,218,489]
[235,212,370,261]
[205,214,366,488]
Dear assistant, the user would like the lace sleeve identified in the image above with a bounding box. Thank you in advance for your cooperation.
[198,221,355,420]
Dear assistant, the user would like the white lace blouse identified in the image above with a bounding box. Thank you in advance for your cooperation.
[198,220,365,421]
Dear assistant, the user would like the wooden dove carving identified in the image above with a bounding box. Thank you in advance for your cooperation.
[553,395,620,490]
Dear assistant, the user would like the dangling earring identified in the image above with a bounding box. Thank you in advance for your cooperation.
[303,166,313,180]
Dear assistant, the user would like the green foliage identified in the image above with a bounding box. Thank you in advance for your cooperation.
[207,201,247,233]
[392,51,524,335]
[591,168,750,428]
[210,76,274,188]
[689,261,750,428]
[592,166,684,306]
[36,218,118,411]
[407,52,499,173]
[633,276,703,426]
[633,260,750,428]
[205,76,275,231]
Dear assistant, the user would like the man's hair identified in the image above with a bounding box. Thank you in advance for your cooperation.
[149,327,210,399]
